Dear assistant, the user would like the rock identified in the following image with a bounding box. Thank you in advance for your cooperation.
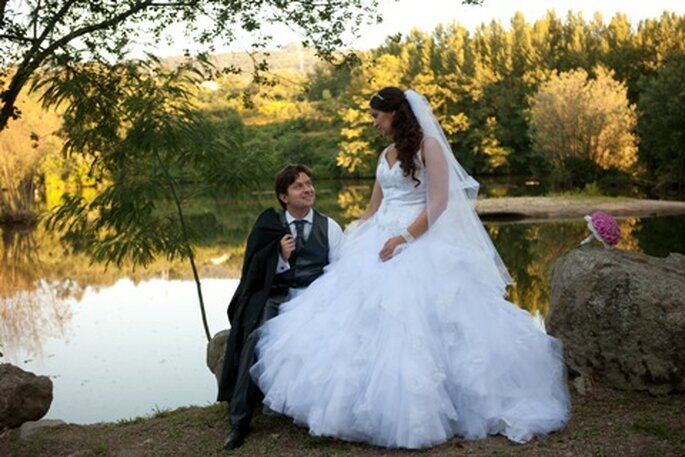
[571,376,593,396]
[547,246,685,394]
[19,419,65,439]
[206,329,230,384]
[0,364,53,430]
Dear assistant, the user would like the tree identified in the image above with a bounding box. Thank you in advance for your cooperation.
[0,0,381,132]
[39,58,257,341]
[638,54,685,192]
[0,82,61,224]
[0,0,385,342]
[529,66,637,185]
[336,52,402,176]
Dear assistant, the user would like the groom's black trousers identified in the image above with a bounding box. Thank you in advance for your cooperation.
[229,288,289,430]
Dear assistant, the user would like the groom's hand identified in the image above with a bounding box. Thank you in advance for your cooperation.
[280,234,296,261]
[379,236,405,262]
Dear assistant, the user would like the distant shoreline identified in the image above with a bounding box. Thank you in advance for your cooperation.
[476,197,685,223]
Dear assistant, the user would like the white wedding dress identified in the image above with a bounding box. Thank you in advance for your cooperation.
[251,150,570,449]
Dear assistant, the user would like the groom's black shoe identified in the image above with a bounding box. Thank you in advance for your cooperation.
[223,426,249,450]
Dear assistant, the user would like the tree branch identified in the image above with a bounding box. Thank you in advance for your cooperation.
[0,0,8,24]
[0,34,35,44]
[30,0,80,57]
[148,1,199,5]
[1,0,156,130]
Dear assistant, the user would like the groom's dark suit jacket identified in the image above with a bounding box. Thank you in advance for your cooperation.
[217,208,288,402]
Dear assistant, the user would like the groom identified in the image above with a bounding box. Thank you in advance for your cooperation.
[217,164,343,450]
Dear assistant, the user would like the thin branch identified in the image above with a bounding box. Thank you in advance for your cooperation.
[153,146,212,342]
[35,1,154,64]
[1,0,156,130]
[29,0,80,58]
[0,0,8,23]
[148,1,199,5]
[0,34,36,43]
[32,0,40,41]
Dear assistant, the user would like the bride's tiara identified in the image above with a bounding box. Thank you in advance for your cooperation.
[371,92,385,101]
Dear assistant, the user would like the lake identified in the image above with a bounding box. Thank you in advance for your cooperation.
[1,180,684,424]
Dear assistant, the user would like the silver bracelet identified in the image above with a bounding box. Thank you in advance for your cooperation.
[400,229,415,243]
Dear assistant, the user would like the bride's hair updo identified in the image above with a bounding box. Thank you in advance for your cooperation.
[370,87,423,185]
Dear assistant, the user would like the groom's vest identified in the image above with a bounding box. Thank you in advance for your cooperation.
[272,209,329,289]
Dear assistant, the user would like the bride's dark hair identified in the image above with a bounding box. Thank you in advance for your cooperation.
[370,86,423,185]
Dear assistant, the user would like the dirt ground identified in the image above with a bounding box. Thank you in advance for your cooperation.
[1,383,684,457]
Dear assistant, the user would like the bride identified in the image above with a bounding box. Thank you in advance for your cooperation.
[250,87,570,449]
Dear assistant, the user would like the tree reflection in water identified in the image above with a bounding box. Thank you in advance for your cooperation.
[489,222,588,316]
[2,180,684,360]
[488,217,670,316]
[0,224,76,360]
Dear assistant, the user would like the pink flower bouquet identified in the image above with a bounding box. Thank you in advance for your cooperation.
[580,211,621,248]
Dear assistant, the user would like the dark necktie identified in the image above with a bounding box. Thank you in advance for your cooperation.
[293,220,306,251]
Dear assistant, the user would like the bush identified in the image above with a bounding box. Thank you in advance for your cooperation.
[549,156,603,189]
[638,54,685,193]
[530,67,638,183]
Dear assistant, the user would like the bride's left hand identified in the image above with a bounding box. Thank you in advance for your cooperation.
[379,236,406,262]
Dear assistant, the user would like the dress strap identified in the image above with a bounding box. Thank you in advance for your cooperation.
[378,144,392,166]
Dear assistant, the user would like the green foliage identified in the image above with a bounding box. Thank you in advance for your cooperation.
[0,80,62,223]
[529,67,637,187]
[638,54,685,192]
[322,11,685,184]
[40,58,258,268]
[248,118,344,178]
[0,0,382,131]
[548,157,603,189]
[335,52,403,176]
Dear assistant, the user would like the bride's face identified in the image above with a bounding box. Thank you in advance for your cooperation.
[371,109,394,137]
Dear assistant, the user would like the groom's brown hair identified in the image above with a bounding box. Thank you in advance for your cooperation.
[274,164,313,209]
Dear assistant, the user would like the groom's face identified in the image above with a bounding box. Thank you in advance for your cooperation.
[280,172,316,211]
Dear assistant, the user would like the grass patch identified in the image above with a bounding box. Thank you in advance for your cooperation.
[116,416,146,426]
[2,388,684,457]
[115,403,225,427]
[93,442,108,454]
[570,426,602,440]
[489,451,513,457]
[633,416,685,454]
[639,450,670,457]
[546,182,623,200]
[633,417,685,442]
[151,404,174,419]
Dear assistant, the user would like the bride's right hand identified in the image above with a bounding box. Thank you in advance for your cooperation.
[379,236,405,262]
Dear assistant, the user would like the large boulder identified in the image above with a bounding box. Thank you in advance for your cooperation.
[206,329,230,384]
[0,363,53,430]
[546,246,685,394]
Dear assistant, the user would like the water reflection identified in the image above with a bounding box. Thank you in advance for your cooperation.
[489,216,685,315]
[0,281,76,360]
[0,225,77,358]
[1,224,40,296]
[4,278,236,424]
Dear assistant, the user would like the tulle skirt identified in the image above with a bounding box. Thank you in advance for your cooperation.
[250,216,570,449]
